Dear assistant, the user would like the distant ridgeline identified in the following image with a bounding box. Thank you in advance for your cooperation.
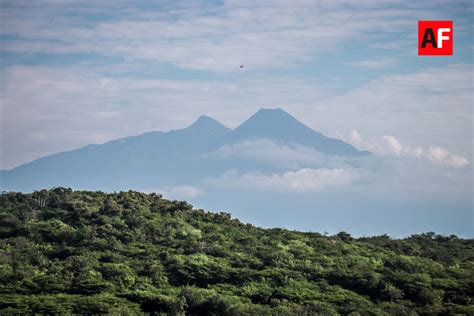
[0,108,369,192]
[0,188,473,314]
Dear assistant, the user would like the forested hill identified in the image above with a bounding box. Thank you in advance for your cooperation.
[0,189,473,315]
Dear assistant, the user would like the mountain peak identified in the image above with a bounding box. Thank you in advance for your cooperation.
[224,107,368,156]
[233,107,311,137]
[257,107,285,113]
[255,107,289,117]
[193,114,217,125]
[186,115,230,134]
[251,107,302,123]
[199,114,214,120]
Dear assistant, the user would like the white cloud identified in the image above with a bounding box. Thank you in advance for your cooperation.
[0,65,333,169]
[0,2,472,172]
[346,58,398,69]
[203,139,355,170]
[427,146,449,163]
[445,155,470,168]
[382,135,403,156]
[427,147,470,168]
[307,63,473,160]
[0,1,450,72]
[207,168,358,193]
[1,63,471,172]
[146,185,204,200]
[348,130,470,168]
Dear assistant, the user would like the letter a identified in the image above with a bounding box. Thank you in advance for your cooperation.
[421,28,437,48]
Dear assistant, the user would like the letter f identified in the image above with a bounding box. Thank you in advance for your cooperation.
[437,28,451,48]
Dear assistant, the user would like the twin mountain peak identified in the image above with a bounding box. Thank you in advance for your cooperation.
[0,108,369,191]
[170,108,368,156]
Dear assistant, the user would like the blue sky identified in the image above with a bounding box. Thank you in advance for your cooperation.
[0,0,472,170]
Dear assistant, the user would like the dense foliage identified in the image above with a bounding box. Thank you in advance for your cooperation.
[0,188,472,315]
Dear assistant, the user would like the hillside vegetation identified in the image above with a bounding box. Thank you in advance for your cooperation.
[0,188,472,315]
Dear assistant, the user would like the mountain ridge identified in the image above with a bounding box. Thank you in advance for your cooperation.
[1,108,369,191]
[221,108,367,156]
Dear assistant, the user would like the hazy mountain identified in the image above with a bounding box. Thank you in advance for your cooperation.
[0,108,368,192]
[222,108,368,156]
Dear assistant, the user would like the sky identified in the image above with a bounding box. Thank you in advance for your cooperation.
[0,0,473,236]
[0,0,472,170]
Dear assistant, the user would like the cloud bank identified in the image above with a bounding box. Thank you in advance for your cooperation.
[146,185,204,200]
[348,130,470,168]
[207,168,358,193]
[1,1,472,170]
[203,139,358,170]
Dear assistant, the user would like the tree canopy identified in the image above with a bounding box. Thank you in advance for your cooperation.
[0,188,473,315]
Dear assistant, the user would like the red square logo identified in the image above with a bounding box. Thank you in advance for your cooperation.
[418,21,453,55]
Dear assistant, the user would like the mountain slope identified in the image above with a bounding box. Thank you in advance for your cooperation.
[0,116,230,191]
[222,108,368,156]
[0,109,368,192]
[0,189,472,314]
